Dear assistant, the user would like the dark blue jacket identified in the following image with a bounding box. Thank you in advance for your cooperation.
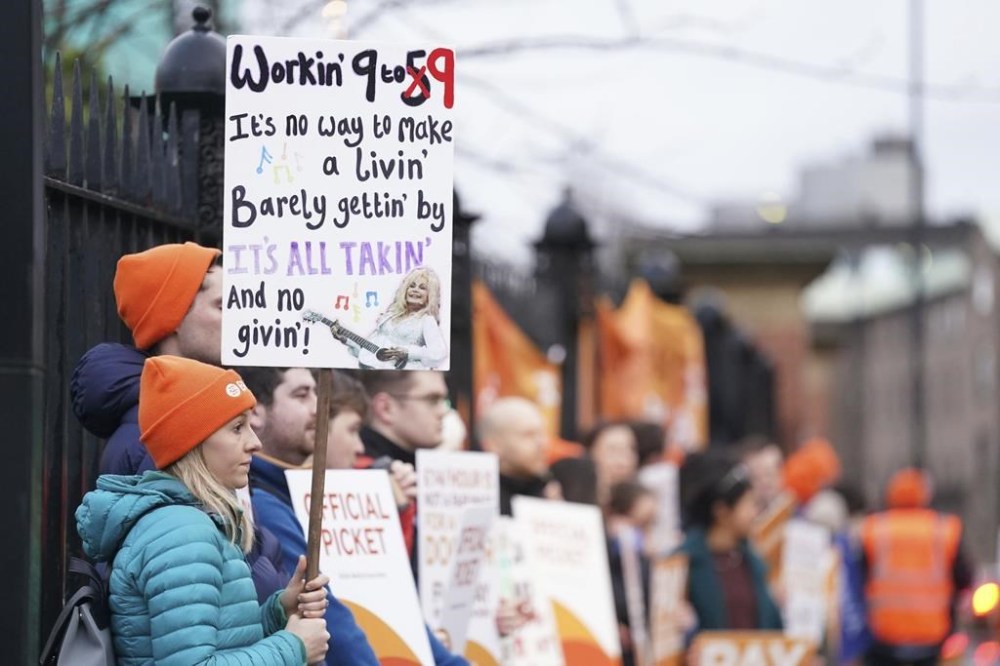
[71,342,288,602]
[72,343,154,477]
[250,455,470,666]
[677,528,783,634]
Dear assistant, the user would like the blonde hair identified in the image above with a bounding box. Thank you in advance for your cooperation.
[166,446,254,553]
[380,267,442,324]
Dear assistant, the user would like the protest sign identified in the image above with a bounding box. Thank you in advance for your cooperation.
[437,505,495,655]
[649,554,688,666]
[222,35,455,370]
[618,527,650,666]
[235,486,255,523]
[463,520,503,666]
[512,496,622,665]
[487,516,564,666]
[691,632,815,666]
[637,462,681,556]
[285,468,433,664]
[415,451,499,633]
[751,492,796,585]
[781,518,833,645]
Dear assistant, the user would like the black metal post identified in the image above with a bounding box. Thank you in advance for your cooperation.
[156,6,227,245]
[450,192,479,445]
[909,0,927,467]
[534,192,595,439]
[0,0,45,661]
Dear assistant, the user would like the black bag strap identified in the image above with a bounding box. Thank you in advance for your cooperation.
[39,579,101,664]
[39,503,166,665]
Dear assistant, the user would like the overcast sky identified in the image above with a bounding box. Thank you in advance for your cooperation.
[242,0,1000,263]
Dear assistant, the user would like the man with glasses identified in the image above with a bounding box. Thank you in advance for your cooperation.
[358,370,451,460]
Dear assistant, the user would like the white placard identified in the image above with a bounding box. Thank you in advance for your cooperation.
[512,496,623,665]
[223,35,455,369]
[235,485,255,524]
[285,469,433,664]
[619,527,651,666]
[637,462,681,556]
[692,632,815,666]
[781,518,832,644]
[492,517,564,666]
[649,554,688,666]
[437,505,495,655]
[415,450,499,630]
[463,520,504,666]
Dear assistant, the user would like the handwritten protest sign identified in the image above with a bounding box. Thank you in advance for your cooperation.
[512,496,622,665]
[223,35,455,370]
[488,516,564,666]
[416,451,499,634]
[781,518,833,645]
[285,469,432,664]
[637,462,681,556]
[463,522,503,665]
[691,632,815,666]
[649,554,688,666]
[437,505,496,655]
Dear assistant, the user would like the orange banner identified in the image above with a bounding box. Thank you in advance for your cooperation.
[597,280,707,451]
[473,280,561,437]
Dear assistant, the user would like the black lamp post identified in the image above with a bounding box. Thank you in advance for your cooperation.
[534,190,596,438]
[450,190,480,438]
[155,6,226,246]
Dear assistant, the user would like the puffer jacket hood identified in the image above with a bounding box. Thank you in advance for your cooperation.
[76,471,198,563]
[71,343,147,438]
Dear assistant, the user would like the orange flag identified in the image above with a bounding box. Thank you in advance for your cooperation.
[597,280,707,452]
[472,280,562,438]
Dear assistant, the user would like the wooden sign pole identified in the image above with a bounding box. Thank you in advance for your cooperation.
[306,368,333,580]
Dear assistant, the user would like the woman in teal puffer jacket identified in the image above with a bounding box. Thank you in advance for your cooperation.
[76,356,331,665]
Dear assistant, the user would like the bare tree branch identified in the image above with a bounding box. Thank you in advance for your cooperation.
[613,0,639,37]
[45,0,174,67]
[458,72,709,205]
[278,0,460,37]
[457,34,1000,102]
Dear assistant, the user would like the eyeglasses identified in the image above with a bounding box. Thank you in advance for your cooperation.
[389,393,451,409]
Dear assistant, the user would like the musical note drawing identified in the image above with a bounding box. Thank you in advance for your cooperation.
[271,142,295,183]
[352,283,362,322]
[365,291,379,308]
[256,146,273,174]
[273,164,294,184]
[334,295,350,310]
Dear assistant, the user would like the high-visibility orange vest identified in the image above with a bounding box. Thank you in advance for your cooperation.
[860,509,962,646]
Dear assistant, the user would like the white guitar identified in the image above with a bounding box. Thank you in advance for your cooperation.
[301,309,408,369]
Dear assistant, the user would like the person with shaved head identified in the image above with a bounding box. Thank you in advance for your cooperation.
[478,397,562,515]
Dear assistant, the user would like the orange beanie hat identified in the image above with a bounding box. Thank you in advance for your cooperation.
[139,356,256,469]
[783,437,841,504]
[114,242,221,350]
[886,468,931,509]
